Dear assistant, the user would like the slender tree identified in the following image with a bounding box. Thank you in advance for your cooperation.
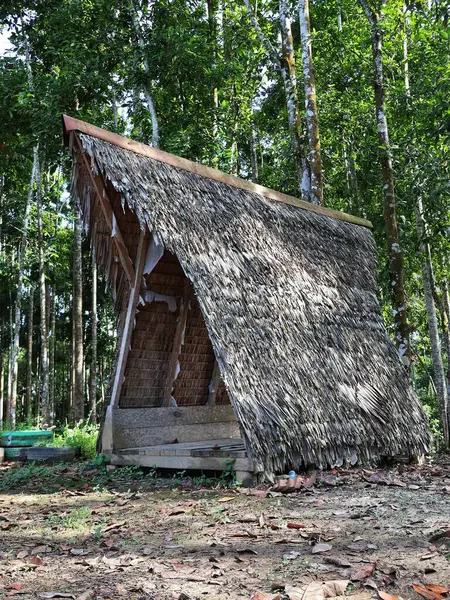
[90,237,98,424]
[359,0,410,363]
[415,197,449,446]
[130,0,160,148]
[37,162,50,424]
[72,206,84,421]
[25,285,34,421]
[9,149,37,428]
[298,0,323,205]
[243,0,308,199]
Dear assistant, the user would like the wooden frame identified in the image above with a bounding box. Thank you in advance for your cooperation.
[110,231,149,407]
[64,115,372,229]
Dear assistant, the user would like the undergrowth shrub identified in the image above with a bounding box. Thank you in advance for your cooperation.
[51,422,99,459]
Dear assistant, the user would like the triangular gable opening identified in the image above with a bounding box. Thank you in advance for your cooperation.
[121,249,230,409]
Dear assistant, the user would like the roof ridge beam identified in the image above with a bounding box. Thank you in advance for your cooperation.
[63,115,372,229]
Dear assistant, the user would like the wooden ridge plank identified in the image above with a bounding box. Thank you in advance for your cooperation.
[63,115,372,229]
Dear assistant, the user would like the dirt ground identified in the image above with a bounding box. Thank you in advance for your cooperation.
[0,460,450,600]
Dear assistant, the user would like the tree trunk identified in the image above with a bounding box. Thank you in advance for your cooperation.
[73,205,84,421]
[37,161,50,425]
[243,0,308,198]
[279,0,309,199]
[131,0,159,148]
[298,0,323,205]
[9,147,37,428]
[207,0,220,167]
[90,239,98,424]
[0,321,4,429]
[49,288,56,425]
[250,127,259,183]
[359,0,410,363]
[415,197,449,447]
[26,285,34,421]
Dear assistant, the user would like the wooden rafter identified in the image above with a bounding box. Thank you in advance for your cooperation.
[73,133,135,285]
[162,278,193,407]
[110,230,149,408]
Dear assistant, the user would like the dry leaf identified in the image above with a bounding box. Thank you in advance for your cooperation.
[252,592,283,600]
[412,585,449,600]
[350,564,374,581]
[70,549,87,556]
[312,543,332,554]
[324,555,352,568]
[115,583,127,596]
[322,581,349,598]
[287,522,305,529]
[285,585,305,600]
[30,556,43,566]
[75,591,95,600]
[102,521,126,533]
[218,497,235,502]
[38,593,75,599]
[378,592,399,600]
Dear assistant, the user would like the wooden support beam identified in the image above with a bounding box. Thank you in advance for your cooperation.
[162,278,192,407]
[206,360,221,407]
[73,134,135,285]
[110,231,149,408]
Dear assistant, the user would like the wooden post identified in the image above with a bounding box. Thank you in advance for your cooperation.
[162,278,192,407]
[206,360,221,407]
[109,230,149,408]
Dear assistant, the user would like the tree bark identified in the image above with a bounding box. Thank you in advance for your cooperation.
[250,126,259,182]
[359,0,410,362]
[207,0,220,167]
[9,147,37,428]
[26,285,34,421]
[279,0,309,199]
[49,288,56,425]
[442,284,450,417]
[298,0,323,205]
[243,0,308,198]
[73,205,84,421]
[90,238,98,424]
[131,0,159,148]
[415,197,449,447]
[0,321,4,429]
[37,161,50,425]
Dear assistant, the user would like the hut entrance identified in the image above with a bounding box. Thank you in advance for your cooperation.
[109,249,252,480]
[120,249,230,408]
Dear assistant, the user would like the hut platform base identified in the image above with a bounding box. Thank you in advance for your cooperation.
[108,438,254,484]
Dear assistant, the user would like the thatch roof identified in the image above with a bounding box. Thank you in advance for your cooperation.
[68,122,429,474]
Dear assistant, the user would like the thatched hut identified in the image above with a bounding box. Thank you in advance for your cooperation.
[64,115,429,482]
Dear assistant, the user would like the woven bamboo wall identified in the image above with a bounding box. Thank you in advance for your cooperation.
[119,250,230,408]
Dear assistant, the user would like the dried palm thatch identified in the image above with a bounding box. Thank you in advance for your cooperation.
[71,131,429,474]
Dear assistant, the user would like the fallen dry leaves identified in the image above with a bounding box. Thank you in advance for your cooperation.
[413,584,450,600]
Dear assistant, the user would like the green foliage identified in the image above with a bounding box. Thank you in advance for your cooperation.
[50,422,99,459]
